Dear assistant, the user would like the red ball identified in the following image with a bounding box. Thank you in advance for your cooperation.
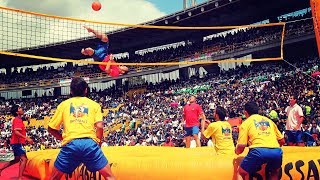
[92,1,101,11]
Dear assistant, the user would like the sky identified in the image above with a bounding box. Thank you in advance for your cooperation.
[0,0,208,51]
[0,0,209,23]
[147,0,208,14]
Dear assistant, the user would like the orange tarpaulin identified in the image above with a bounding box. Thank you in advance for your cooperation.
[311,0,320,57]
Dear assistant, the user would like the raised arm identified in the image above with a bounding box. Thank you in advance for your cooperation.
[84,26,108,42]
[48,127,63,141]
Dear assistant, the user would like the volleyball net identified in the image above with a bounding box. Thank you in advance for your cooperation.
[0,5,294,66]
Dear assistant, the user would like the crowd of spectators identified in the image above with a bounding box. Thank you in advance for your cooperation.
[0,54,319,151]
[104,55,320,147]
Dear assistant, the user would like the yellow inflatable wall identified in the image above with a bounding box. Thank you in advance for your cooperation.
[24,146,320,180]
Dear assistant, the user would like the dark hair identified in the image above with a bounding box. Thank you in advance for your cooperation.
[11,104,20,117]
[244,102,259,116]
[291,94,298,101]
[189,95,197,99]
[70,77,88,97]
[215,106,227,121]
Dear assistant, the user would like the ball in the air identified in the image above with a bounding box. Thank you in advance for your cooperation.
[92,1,102,11]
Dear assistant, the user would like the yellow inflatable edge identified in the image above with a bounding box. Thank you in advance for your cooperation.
[24,146,320,180]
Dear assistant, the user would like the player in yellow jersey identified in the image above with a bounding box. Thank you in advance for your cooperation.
[201,106,235,154]
[48,77,115,180]
[235,102,285,180]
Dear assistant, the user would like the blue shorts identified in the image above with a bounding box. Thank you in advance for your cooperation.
[185,126,199,136]
[54,138,108,174]
[240,148,283,175]
[285,130,303,143]
[11,144,26,157]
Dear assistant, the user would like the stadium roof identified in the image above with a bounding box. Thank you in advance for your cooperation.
[0,0,310,68]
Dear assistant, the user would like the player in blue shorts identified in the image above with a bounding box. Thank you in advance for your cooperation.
[235,102,285,180]
[48,77,115,180]
[285,95,304,146]
[81,26,128,77]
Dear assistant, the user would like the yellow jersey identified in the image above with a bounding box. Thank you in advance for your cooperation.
[25,145,31,152]
[238,114,283,149]
[48,97,103,146]
[203,121,235,155]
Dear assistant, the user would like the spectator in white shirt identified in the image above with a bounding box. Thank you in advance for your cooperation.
[285,95,304,146]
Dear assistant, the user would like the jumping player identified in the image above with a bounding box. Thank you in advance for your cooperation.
[81,26,129,77]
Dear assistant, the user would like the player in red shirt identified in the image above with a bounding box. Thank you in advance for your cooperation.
[81,26,129,77]
[183,96,207,148]
[0,105,33,180]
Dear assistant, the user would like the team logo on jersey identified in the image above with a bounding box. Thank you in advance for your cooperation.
[221,126,231,136]
[70,103,89,118]
[254,119,270,131]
